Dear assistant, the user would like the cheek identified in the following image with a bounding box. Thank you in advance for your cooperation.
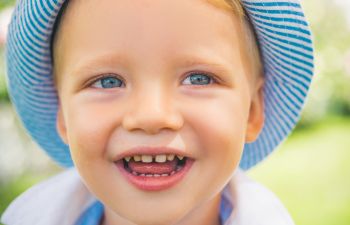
[183,90,249,154]
[181,90,249,183]
[63,98,127,196]
[64,98,124,164]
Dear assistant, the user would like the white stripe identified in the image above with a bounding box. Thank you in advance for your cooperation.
[28,0,52,36]
[263,46,313,81]
[32,0,56,23]
[258,31,313,62]
[244,5,303,14]
[265,81,294,133]
[264,55,310,92]
[7,40,50,83]
[253,20,312,42]
[266,79,299,130]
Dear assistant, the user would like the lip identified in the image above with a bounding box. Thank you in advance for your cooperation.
[113,146,191,162]
[115,158,194,191]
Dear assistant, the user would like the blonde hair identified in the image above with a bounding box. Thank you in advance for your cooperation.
[206,0,245,16]
[207,0,263,82]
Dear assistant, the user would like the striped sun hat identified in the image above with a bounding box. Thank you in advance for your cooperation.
[6,0,314,170]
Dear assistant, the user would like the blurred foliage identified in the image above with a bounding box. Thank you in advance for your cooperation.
[0,48,9,102]
[298,0,350,127]
[0,173,47,216]
[0,0,14,103]
[0,0,14,10]
[249,116,350,225]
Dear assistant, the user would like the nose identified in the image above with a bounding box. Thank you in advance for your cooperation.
[122,86,184,134]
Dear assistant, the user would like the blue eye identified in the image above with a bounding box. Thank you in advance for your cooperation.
[91,76,124,89]
[183,73,214,85]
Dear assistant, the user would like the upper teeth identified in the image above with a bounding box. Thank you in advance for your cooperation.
[124,154,185,163]
[155,154,166,163]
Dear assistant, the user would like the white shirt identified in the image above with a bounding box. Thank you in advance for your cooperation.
[1,168,295,225]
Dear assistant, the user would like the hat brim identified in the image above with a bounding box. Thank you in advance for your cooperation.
[6,0,314,169]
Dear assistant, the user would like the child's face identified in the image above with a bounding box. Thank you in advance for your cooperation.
[55,0,264,224]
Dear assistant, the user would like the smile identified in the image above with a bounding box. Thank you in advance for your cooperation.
[115,154,194,191]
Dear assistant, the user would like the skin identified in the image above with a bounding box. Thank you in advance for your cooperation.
[54,0,265,224]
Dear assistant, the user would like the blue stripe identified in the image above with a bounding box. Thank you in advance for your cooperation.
[266,80,295,130]
[259,118,277,153]
[255,23,312,44]
[243,1,301,8]
[9,34,49,73]
[264,88,290,137]
[17,92,58,109]
[10,77,57,107]
[11,97,58,116]
[273,79,303,114]
[259,32,314,61]
[263,85,287,139]
[264,57,310,94]
[38,0,53,19]
[21,4,47,47]
[25,2,47,37]
[51,0,62,5]
[277,81,304,108]
[254,17,311,36]
[7,40,49,82]
[30,0,50,36]
[249,13,308,26]
[45,0,56,12]
[16,25,49,61]
[267,38,313,62]
[264,39,314,68]
[270,80,300,120]
[7,44,46,85]
[256,26,313,52]
[14,29,51,66]
[263,48,312,87]
[245,6,304,17]
[262,40,313,78]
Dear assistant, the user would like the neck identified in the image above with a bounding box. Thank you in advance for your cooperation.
[101,192,222,225]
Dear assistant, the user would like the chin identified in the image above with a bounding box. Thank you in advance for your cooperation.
[125,211,184,225]
[109,200,190,225]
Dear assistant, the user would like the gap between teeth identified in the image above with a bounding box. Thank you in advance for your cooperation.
[124,154,184,163]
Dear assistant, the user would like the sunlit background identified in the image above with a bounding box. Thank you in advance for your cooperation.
[0,0,349,224]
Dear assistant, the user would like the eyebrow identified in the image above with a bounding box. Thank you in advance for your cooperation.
[173,54,235,78]
[176,57,231,70]
[70,52,234,79]
[71,54,129,76]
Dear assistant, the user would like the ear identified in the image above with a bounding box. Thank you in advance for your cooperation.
[56,102,69,144]
[245,77,265,143]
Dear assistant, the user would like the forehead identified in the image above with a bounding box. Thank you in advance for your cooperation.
[54,0,246,79]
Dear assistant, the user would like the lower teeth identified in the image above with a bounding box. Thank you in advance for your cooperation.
[123,157,187,177]
[131,171,177,177]
[129,168,183,177]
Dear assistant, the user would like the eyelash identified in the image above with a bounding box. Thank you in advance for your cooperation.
[88,71,219,89]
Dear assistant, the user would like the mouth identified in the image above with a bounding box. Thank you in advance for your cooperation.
[114,154,194,191]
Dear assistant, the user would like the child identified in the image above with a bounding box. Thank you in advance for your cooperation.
[1,0,314,224]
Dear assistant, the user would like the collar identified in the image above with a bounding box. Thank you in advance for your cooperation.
[1,168,295,225]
